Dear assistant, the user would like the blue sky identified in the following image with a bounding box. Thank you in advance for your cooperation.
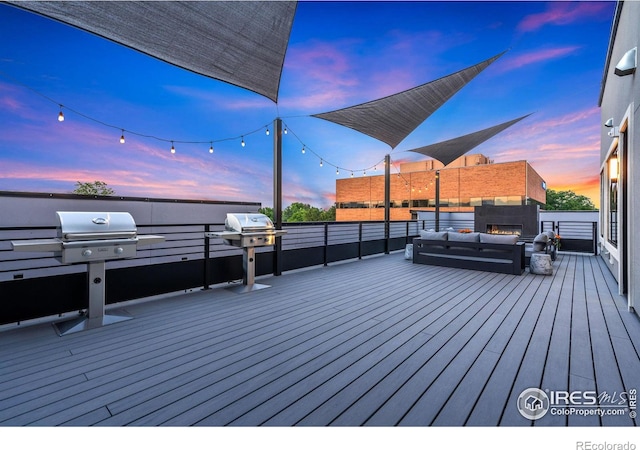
[0,1,615,209]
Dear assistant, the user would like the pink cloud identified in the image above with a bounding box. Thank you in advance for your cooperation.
[517,2,612,33]
[285,40,359,87]
[497,46,581,73]
[281,40,363,110]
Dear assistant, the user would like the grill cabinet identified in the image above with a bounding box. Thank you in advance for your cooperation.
[205,213,286,293]
[11,211,164,335]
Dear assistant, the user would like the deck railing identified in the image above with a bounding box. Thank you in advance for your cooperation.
[0,217,597,326]
[0,220,418,325]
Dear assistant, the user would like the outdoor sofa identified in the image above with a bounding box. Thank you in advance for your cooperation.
[412,230,525,275]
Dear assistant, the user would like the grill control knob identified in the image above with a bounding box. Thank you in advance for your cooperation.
[82,249,92,257]
[114,247,124,255]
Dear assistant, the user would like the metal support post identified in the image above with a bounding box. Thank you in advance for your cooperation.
[273,117,283,276]
[384,154,390,254]
[435,170,440,231]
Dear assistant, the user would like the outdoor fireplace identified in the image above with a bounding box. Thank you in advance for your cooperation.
[486,224,523,236]
[475,205,539,239]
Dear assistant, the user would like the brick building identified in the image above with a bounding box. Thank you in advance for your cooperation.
[335,154,547,221]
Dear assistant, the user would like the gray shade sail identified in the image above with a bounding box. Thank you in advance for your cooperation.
[312,51,506,149]
[8,1,297,103]
[408,114,531,166]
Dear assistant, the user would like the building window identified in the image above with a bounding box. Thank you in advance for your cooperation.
[600,172,605,238]
[608,150,618,247]
[482,198,495,206]
[336,201,369,209]
[495,196,523,206]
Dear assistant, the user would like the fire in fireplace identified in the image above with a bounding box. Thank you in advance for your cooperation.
[475,205,539,239]
[486,224,523,236]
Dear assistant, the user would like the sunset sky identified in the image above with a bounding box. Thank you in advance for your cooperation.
[0,1,615,209]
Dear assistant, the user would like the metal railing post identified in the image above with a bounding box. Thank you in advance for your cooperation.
[203,224,211,290]
[358,222,363,259]
[324,222,329,266]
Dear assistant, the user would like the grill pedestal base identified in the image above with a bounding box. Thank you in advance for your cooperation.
[227,247,272,294]
[54,310,132,336]
[53,260,133,336]
[227,282,272,294]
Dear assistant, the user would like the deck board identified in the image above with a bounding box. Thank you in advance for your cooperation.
[0,252,639,427]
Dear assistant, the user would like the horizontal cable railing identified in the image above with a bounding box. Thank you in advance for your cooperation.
[0,217,600,284]
[0,220,420,282]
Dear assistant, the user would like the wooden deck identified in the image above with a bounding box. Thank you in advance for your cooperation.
[1,252,639,427]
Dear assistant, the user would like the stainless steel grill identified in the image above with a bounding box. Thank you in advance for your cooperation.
[11,211,164,335]
[206,213,286,293]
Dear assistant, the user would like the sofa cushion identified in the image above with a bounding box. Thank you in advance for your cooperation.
[448,232,480,242]
[419,230,448,240]
[479,233,519,244]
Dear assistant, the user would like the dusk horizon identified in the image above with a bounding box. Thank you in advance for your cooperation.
[0,2,615,210]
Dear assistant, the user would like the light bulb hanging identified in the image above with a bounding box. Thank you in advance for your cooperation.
[209,142,214,154]
[57,105,64,122]
[283,127,288,135]
[241,136,245,147]
[119,130,125,144]
[170,141,175,154]
[320,159,323,167]
[351,171,354,177]
[336,168,339,175]
[301,146,306,154]
[265,127,270,136]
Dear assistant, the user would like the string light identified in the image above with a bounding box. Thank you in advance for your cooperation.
[7,75,395,176]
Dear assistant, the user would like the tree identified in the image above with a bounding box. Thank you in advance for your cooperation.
[258,207,274,221]
[260,203,336,222]
[545,189,596,211]
[72,181,115,196]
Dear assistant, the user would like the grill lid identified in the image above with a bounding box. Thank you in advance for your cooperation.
[225,213,275,233]
[56,211,137,241]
